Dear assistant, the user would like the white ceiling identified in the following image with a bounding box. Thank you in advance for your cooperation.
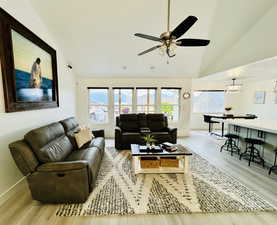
[199,56,277,83]
[29,0,277,78]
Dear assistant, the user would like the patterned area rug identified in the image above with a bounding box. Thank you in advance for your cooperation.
[56,147,276,216]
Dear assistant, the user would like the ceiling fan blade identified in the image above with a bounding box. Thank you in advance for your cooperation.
[177,38,210,47]
[134,33,162,42]
[171,16,198,39]
[138,45,161,56]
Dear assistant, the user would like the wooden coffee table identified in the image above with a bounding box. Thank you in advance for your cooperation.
[131,144,192,175]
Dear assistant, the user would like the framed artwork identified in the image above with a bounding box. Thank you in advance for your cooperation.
[254,91,266,104]
[0,8,59,112]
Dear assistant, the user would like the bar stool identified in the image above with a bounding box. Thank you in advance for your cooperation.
[220,133,240,156]
[204,115,220,134]
[239,138,265,167]
[269,149,277,175]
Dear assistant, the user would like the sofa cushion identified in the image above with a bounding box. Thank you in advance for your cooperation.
[37,136,73,163]
[138,113,147,128]
[60,117,79,133]
[25,122,65,151]
[147,114,167,132]
[119,114,139,131]
[67,130,78,149]
[65,147,101,190]
[122,132,142,146]
[90,137,105,156]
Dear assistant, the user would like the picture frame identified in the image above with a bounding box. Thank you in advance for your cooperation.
[0,8,59,112]
[254,91,266,104]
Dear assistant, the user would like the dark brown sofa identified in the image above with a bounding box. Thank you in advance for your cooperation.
[115,113,177,150]
[9,117,105,203]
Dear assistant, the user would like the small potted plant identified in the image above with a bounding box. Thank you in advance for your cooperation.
[142,134,156,149]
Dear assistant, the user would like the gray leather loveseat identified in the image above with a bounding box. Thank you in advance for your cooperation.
[9,117,104,203]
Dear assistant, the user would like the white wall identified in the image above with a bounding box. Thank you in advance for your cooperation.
[237,79,277,120]
[0,0,76,196]
[76,78,192,137]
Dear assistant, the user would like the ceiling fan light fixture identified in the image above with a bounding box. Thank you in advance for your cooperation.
[134,0,210,58]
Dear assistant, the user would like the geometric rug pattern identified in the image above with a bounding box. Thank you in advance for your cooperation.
[56,147,276,216]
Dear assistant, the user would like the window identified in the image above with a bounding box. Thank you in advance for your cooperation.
[193,90,225,113]
[136,88,156,113]
[114,88,133,117]
[88,88,109,123]
[161,88,180,121]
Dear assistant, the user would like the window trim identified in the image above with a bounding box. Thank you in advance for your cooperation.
[192,90,225,114]
[113,88,134,117]
[136,88,157,114]
[160,88,181,122]
[88,88,109,124]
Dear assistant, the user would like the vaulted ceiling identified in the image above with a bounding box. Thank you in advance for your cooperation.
[29,0,277,78]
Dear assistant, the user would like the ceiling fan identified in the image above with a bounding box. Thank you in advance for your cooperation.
[134,0,210,58]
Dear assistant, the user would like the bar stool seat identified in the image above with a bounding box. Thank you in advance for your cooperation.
[245,138,264,145]
[225,134,239,139]
[240,138,265,167]
[220,133,240,156]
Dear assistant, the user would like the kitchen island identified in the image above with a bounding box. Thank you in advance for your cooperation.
[224,119,277,167]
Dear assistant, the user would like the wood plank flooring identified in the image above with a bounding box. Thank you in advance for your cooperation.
[1,131,277,225]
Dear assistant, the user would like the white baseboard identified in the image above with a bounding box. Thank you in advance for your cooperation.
[0,176,28,206]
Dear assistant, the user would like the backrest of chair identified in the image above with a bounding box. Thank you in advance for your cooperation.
[119,114,139,131]
[24,122,73,163]
[204,115,211,123]
[146,114,168,132]
[60,117,79,133]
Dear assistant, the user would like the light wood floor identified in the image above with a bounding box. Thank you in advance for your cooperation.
[1,131,277,225]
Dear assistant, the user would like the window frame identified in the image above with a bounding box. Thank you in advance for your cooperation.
[88,87,110,124]
[113,87,134,118]
[136,87,157,114]
[160,88,181,122]
[192,90,225,114]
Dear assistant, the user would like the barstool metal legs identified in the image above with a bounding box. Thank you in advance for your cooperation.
[220,138,240,156]
[269,150,277,175]
[240,143,265,167]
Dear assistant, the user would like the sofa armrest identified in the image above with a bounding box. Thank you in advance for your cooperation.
[37,160,88,172]
[167,127,177,144]
[115,126,122,133]
[115,127,122,150]
[168,127,177,134]
[92,129,105,138]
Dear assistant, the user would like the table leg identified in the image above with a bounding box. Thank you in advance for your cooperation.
[221,122,225,137]
[133,156,139,174]
[184,156,189,174]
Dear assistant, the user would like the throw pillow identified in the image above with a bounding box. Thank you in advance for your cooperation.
[74,127,94,149]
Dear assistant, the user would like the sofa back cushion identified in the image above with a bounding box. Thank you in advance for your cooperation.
[147,114,167,132]
[119,114,139,131]
[38,136,73,163]
[60,117,79,133]
[24,122,73,163]
[138,113,147,128]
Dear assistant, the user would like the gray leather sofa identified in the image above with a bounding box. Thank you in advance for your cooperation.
[9,117,105,203]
